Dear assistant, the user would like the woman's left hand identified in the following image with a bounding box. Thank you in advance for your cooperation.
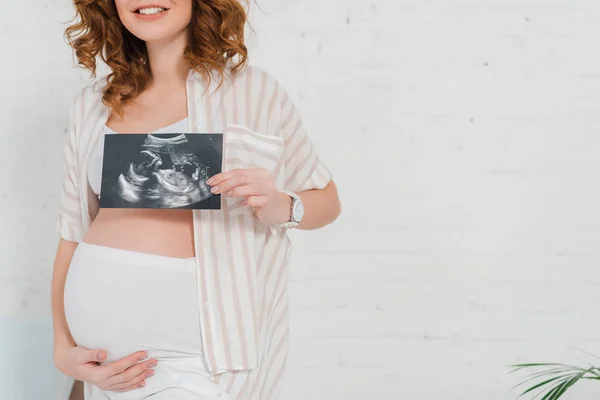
[206,169,291,226]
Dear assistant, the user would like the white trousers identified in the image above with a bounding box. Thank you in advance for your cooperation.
[63,241,231,400]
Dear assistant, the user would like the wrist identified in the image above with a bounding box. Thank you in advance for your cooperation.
[272,190,304,229]
[54,338,75,354]
[273,191,292,225]
[53,342,74,373]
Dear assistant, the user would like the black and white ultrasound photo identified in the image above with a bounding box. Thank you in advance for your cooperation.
[99,133,223,209]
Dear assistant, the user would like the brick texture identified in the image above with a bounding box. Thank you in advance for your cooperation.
[2,0,600,399]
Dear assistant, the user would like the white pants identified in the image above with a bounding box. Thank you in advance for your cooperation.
[63,242,231,400]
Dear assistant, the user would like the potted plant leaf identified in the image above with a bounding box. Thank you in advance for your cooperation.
[511,356,600,399]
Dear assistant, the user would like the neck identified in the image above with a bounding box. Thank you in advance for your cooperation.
[145,30,191,87]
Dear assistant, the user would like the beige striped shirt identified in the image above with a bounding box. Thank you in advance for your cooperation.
[57,65,332,399]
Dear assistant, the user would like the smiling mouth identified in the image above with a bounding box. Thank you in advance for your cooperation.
[135,6,170,15]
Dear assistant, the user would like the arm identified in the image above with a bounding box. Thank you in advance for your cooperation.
[53,90,158,392]
[272,180,341,230]
[51,239,79,365]
[208,80,340,230]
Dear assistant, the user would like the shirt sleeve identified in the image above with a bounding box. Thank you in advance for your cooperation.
[56,94,84,243]
[279,89,332,193]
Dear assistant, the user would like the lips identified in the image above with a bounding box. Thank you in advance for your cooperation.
[133,4,172,20]
[134,4,171,14]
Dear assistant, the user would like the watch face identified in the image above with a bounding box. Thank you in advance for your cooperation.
[292,199,304,222]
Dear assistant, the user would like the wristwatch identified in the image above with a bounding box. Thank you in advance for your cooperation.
[277,190,304,229]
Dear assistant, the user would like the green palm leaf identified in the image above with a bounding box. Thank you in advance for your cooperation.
[519,374,572,396]
[511,361,599,400]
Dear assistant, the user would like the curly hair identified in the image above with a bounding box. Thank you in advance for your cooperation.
[65,0,248,117]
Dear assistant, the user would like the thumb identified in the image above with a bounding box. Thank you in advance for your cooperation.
[77,347,106,364]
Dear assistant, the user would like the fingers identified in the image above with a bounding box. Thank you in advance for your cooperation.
[106,366,155,392]
[212,178,275,199]
[93,351,152,383]
[113,377,147,393]
[220,184,263,198]
[114,379,147,392]
[101,358,158,388]
[207,169,271,194]
[208,169,255,186]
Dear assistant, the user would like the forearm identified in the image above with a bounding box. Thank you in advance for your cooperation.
[274,180,341,230]
[51,239,78,356]
[298,180,341,230]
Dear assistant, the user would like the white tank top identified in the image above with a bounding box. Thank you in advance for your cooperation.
[88,118,188,197]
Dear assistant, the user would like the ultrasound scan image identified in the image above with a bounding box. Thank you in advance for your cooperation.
[100,133,223,209]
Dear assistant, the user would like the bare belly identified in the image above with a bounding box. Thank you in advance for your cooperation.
[82,208,195,258]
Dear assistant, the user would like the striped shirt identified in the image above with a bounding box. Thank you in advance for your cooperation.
[57,64,332,399]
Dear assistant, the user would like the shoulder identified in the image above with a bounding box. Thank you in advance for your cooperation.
[69,76,106,120]
[231,64,278,85]
[64,77,107,146]
[224,63,291,106]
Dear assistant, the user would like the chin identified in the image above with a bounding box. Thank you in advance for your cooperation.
[116,1,193,44]
[132,27,185,43]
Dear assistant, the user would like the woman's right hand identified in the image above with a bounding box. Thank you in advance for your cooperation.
[55,345,158,392]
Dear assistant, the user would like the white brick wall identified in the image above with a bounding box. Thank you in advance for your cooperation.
[2,0,600,399]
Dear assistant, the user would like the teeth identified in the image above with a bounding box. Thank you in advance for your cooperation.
[138,7,165,15]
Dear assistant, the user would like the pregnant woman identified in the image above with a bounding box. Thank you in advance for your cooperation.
[50,1,341,399]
